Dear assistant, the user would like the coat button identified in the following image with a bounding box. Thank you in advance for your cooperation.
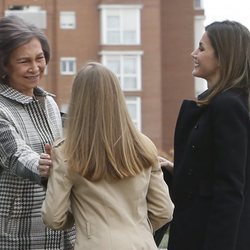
[191,145,196,151]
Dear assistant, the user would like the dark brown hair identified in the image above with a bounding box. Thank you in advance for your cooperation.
[198,20,250,105]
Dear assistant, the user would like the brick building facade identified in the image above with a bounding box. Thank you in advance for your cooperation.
[0,0,204,155]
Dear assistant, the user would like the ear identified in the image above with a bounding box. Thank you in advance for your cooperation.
[2,63,9,75]
[1,63,9,83]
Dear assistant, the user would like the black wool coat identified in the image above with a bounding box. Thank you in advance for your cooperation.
[168,88,250,250]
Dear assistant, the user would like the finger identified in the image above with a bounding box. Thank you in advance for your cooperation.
[158,156,167,163]
[39,158,52,165]
[38,165,50,177]
[40,153,50,160]
[38,164,50,171]
[44,143,51,156]
[161,161,173,167]
[161,162,174,174]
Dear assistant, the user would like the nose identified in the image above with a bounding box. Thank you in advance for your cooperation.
[28,62,39,73]
[191,49,197,58]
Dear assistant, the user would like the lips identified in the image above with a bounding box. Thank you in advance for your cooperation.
[25,75,40,81]
[193,62,199,68]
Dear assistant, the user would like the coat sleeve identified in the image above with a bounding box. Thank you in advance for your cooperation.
[147,162,174,231]
[203,93,249,250]
[145,138,174,231]
[42,145,75,230]
[0,114,41,184]
[0,95,62,185]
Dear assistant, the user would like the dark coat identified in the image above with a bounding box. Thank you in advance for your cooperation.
[168,89,250,250]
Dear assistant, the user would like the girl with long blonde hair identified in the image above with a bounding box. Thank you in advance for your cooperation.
[42,62,174,250]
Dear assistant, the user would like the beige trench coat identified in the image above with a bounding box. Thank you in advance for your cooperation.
[42,137,174,250]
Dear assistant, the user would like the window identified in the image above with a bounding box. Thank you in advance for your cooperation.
[100,51,143,91]
[194,0,203,9]
[99,5,142,45]
[5,6,47,29]
[60,11,76,29]
[60,57,76,75]
[125,97,141,130]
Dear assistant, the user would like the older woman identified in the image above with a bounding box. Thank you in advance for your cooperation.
[0,15,75,249]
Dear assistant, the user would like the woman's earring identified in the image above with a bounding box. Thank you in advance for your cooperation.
[1,74,8,84]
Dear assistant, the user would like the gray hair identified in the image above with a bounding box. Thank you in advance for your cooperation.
[0,15,50,79]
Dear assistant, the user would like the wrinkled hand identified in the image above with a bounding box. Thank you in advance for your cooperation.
[38,144,52,178]
[158,156,174,174]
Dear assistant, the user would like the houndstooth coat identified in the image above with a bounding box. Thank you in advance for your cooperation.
[0,83,75,249]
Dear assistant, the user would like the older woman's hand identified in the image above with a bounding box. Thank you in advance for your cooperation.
[38,153,52,178]
[38,144,52,178]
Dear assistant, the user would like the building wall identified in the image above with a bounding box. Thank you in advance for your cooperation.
[140,0,163,150]
[0,0,204,154]
[161,0,197,152]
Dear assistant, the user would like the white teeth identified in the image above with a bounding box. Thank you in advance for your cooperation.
[27,76,39,80]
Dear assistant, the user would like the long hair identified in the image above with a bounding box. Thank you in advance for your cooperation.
[197,20,250,105]
[0,15,50,81]
[64,62,158,181]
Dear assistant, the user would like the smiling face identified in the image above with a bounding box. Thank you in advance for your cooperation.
[5,38,46,96]
[191,32,221,87]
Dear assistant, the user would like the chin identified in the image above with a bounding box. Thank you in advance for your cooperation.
[192,70,203,78]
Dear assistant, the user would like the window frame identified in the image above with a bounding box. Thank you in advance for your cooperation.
[60,57,76,75]
[125,96,141,131]
[60,11,76,29]
[5,9,47,29]
[99,4,142,45]
[100,50,143,91]
[194,0,203,9]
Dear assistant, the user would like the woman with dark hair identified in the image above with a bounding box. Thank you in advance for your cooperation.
[168,20,250,250]
[0,15,75,249]
[41,62,174,250]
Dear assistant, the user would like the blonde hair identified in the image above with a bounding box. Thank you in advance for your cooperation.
[64,62,157,181]
[197,20,250,105]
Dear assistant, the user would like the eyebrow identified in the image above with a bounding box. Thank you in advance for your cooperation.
[16,52,45,61]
